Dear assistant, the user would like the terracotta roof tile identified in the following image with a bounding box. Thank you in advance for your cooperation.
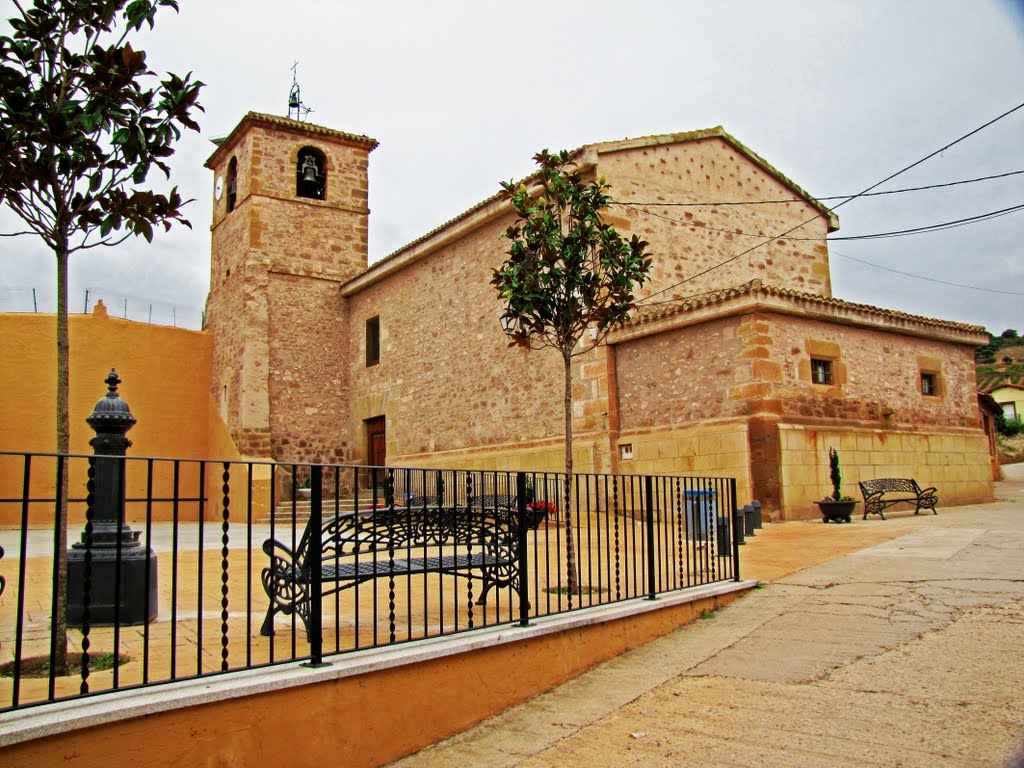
[205,112,378,169]
[625,279,987,335]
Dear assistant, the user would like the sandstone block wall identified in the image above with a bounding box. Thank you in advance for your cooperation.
[205,116,373,462]
[345,216,574,469]
[779,425,993,520]
[596,137,832,301]
[267,273,351,466]
[338,136,841,478]
[615,316,745,427]
[614,421,753,506]
[757,314,981,427]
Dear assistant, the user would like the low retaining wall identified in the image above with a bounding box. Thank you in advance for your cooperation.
[0,581,752,768]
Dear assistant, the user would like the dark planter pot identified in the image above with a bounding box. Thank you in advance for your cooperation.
[523,505,550,530]
[815,499,858,523]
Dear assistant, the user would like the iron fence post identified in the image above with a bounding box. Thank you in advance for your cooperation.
[302,464,328,667]
[516,472,530,626]
[645,476,657,600]
[731,479,741,582]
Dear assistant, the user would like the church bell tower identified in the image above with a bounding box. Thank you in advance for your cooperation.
[204,112,378,461]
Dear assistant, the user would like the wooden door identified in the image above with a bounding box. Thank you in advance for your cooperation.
[366,416,386,468]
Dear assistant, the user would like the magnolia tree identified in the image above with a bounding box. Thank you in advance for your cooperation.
[492,150,651,595]
[0,0,202,670]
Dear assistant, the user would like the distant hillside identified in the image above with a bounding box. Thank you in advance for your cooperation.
[975,333,1023,391]
[978,364,1024,391]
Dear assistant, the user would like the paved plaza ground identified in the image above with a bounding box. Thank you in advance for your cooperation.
[390,467,1024,768]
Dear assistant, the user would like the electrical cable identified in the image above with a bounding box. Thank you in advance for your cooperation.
[631,201,1024,242]
[611,169,1024,208]
[831,249,1024,296]
[634,100,1024,306]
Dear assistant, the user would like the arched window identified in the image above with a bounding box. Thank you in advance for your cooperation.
[296,146,327,200]
[226,156,238,212]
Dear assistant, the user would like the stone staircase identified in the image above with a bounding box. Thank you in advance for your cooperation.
[261,496,363,525]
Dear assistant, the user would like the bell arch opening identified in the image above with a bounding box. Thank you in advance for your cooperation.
[296,146,327,200]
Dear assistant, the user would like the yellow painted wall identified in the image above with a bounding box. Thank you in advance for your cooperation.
[0,589,745,768]
[990,385,1024,421]
[0,307,245,524]
[778,424,993,520]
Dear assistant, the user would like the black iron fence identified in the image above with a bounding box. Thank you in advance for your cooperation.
[0,451,740,712]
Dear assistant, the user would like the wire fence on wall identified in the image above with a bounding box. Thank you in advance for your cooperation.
[0,287,204,330]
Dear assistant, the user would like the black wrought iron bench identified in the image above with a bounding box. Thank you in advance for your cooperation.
[858,478,938,520]
[260,500,519,637]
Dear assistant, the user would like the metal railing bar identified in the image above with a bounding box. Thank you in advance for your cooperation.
[196,462,206,675]
[170,461,180,679]
[143,459,154,685]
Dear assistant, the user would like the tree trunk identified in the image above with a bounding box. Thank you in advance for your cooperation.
[562,349,579,598]
[52,244,70,674]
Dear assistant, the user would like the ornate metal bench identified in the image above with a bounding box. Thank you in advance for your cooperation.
[858,478,938,520]
[260,500,519,636]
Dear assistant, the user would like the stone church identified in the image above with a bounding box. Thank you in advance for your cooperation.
[203,112,992,520]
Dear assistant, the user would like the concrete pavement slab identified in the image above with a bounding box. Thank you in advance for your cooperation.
[390,478,1024,768]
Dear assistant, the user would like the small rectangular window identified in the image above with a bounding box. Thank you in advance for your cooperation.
[619,443,633,460]
[811,358,833,385]
[365,316,380,366]
[921,372,938,396]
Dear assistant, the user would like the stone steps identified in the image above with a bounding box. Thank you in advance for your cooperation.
[260,497,363,525]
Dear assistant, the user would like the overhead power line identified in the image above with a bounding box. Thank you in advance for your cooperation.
[612,169,1024,208]
[632,201,1024,242]
[831,249,1024,296]
[827,203,1024,241]
[635,99,1024,306]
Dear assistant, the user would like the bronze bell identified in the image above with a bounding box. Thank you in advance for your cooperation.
[300,156,319,184]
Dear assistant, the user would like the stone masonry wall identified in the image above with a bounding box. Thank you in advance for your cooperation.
[205,119,371,460]
[345,216,577,469]
[205,261,272,458]
[749,313,981,427]
[338,137,839,475]
[614,421,753,507]
[615,316,746,429]
[267,273,352,465]
[610,308,989,519]
[596,137,832,302]
[779,425,993,520]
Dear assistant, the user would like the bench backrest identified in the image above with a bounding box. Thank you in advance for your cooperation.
[303,504,516,564]
[859,478,920,495]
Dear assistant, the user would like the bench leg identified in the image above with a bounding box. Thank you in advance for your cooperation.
[476,577,493,606]
[260,605,276,636]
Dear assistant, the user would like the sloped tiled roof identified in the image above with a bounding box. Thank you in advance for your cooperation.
[616,279,986,342]
[205,112,378,169]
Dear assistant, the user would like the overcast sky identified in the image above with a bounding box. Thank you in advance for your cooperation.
[1,0,1023,335]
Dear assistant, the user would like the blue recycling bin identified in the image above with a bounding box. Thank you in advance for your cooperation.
[684,489,717,538]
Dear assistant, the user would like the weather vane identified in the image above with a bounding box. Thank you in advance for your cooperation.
[287,62,313,122]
